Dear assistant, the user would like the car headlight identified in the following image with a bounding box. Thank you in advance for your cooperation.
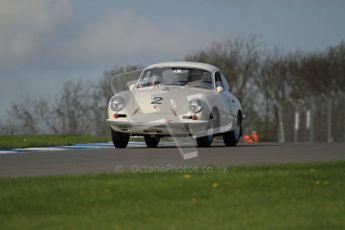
[110,96,125,112]
[189,99,203,113]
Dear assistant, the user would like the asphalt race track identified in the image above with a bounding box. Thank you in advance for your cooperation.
[0,143,345,177]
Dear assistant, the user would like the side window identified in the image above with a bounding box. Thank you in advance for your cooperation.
[220,73,230,91]
[215,72,223,88]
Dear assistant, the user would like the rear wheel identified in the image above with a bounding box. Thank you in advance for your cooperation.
[111,128,130,148]
[223,113,242,146]
[144,135,160,148]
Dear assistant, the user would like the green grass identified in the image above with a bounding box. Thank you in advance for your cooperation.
[0,161,344,229]
[0,135,112,149]
[0,135,170,149]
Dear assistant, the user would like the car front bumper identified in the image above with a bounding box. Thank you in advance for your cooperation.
[106,118,210,136]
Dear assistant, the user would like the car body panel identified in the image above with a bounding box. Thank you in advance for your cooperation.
[107,61,242,137]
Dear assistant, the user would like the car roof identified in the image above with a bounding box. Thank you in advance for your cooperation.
[145,61,220,73]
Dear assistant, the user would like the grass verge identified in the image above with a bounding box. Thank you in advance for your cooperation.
[0,135,171,149]
[0,135,111,149]
[0,161,344,229]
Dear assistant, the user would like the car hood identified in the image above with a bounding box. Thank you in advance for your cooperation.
[132,85,210,115]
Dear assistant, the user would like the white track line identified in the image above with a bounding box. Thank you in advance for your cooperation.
[0,141,175,154]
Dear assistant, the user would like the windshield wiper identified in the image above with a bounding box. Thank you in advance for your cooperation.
[163,83,185,86]
[187,83,212,89]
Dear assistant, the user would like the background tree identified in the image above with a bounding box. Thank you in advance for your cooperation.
[1,39,344,142]
[185,35,262,133]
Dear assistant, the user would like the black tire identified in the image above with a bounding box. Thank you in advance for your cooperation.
[223,113,242,146]
[144,135,160,148]
[196,134,213,147]
[111,128,130,148]
[196,109,219,147]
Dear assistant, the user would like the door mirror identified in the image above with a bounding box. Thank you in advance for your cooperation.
[129,84,136,91]
[216,86,224,93]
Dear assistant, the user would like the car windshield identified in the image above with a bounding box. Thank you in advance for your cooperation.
[137,67,213,89]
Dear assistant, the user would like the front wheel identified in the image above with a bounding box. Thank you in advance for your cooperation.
[111,129,130,148]
[196,133,213,147]
[196,112,217,147]
[144,135,160,148]
[223,114,242,146]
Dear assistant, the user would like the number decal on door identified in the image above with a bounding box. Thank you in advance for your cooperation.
[151,97,163,104]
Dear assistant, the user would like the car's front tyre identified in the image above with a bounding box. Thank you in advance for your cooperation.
[111,129,130,148]
[196,133,213,147]
[223,113,242,146]
[144,135,160,148]
[196,111,218,147]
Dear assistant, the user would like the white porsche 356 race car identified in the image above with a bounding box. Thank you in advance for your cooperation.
[106,61,243,148]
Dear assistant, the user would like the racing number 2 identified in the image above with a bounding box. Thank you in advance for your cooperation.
[151,97,163,104]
